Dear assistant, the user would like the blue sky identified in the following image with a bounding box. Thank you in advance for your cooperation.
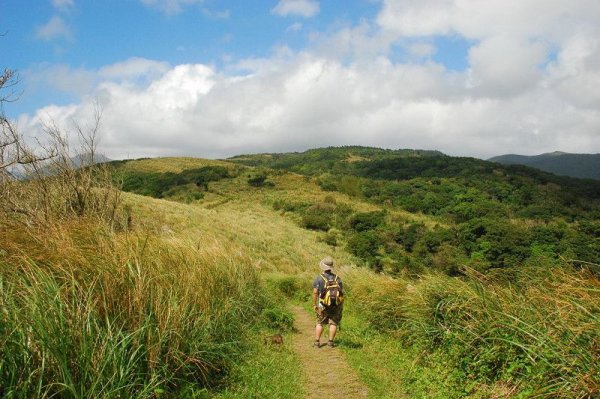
[2,0,599,159]
[3,0,388,115]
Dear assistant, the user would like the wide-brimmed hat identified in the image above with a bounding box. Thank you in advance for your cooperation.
[319,256,334,271]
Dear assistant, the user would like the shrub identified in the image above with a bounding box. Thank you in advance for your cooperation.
[300,203,335,231]
[347,231,383,269]
[248,173,267,187]
[261,308,295,332]
[301,213,330,231]
[394,222,425,252]
[348,210,386,232]
[320,229,340,247]
[265,275,310,301]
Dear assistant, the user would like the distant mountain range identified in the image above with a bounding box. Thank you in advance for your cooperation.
[70,153,112,167]
[9,153,111,180]
[488,152,600,180]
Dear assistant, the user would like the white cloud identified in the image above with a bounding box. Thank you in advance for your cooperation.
[140,0,204,15]
[24,64,95,97]
[377,0,600,41]
[286,22,303,33]
[467,36,548,96]
[202,8,230,19]
[23,58,171,99]
[272,0,319,18]
[99,58,171,81]
[35,16,72,41]
[52,0,74,10]
[18,50,600,159]
[405,41,436,58]
[18,1,600,159]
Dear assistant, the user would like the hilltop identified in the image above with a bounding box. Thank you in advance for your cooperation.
[489,151,600,180]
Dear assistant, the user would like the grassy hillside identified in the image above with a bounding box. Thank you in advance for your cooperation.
[107,153,598,397]
[2,152,598,398]
[227,147,600,276]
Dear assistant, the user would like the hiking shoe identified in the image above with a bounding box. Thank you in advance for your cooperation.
[313,341,321,348]
[327,340,336,348]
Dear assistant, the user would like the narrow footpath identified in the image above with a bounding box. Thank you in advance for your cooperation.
[290,305,369,399]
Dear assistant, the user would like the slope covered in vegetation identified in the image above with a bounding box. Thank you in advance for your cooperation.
[107,151,598,398]
[229,146,600,276]
[2,150,598,398]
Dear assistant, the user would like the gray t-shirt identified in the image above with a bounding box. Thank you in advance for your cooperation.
[312,271,343,298]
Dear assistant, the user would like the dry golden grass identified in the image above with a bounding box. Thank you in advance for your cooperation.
[0,212,267,397]
[122,189,355,275]
[345,153,370,163]
[116,156,235,174]
[117,155,449,276]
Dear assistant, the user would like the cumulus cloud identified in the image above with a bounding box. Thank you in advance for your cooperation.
[286,22,303,33]
[52,0,74,10]
[18,0,600,159]
[202,8,230,19]
[406,41,436,58]
[272,0,319,18]
[23,58,171,99]
[467,36,548,96]
[377,0,600,41]
[140,0,204,15]
[35,16,72,41]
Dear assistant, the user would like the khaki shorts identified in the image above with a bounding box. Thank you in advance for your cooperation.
[317,304,343,326]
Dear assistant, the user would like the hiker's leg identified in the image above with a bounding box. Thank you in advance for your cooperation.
[315,323,324,341]
[328,324,337,341]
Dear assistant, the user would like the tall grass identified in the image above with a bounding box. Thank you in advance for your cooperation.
[0,220,265,398]
[346,266,599,398]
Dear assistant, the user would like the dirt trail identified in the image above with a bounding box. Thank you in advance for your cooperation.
[290,305,369,399]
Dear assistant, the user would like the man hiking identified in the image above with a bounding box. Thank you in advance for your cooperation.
[312,256,344,348]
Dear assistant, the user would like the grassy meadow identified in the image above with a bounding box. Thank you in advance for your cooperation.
[1,154,598,398]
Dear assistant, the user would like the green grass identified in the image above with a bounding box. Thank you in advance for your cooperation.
[0,219,268,398]
[3,154,599,398]
[213,334,304,399]
[340,266,600,398]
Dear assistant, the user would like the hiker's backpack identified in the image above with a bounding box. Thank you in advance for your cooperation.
[319,273,344,307]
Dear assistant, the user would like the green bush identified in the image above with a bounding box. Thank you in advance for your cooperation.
[248,172,267,187]
[300,203,335,231]
[301,213,330,231]
[320,229,340,247]
[348,210,386,232]
[261,308,295,332]
[119,166,231,200]
[266,275,310,302]
[347,231,383,270]
[394,222,425,252]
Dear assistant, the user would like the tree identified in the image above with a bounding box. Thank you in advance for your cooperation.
[1,61,121,227]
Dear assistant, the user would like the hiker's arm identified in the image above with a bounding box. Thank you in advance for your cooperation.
[312,288,319,312]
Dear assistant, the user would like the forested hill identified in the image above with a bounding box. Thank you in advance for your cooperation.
[489,151,600,180]
[110,147,600,274]
[228,146,600,272]
[228,146,444,175]
[228,146,600,202]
